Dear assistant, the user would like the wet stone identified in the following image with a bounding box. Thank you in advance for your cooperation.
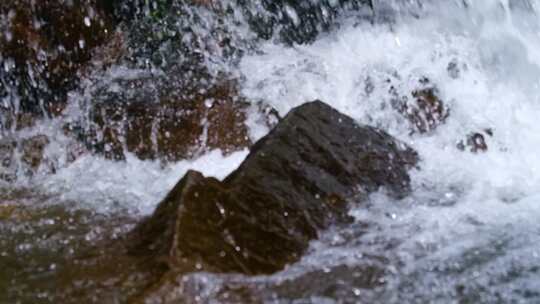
[21,135,50,170]
[391,77,450,134]
[0,189,141,304]
[457,129,493,153]
[242,0,374,45]
[125,100,417,301]
[0,134,54,181]
[0,139,17,181]
[72,81,276,162]
[0,0,115,118]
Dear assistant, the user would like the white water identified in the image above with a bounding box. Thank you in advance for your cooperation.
[185,1,540,302]
[38,149,248,215]
[4,0,540,302]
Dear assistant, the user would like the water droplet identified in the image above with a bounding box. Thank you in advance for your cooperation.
[44,218,55,225]
[84,17,91,27]
[217,202,225,216]
[204,98,214,108]
[353,288,361,296]
[284,4,300,27]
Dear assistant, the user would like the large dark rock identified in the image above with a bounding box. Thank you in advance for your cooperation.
[128,100,417,279]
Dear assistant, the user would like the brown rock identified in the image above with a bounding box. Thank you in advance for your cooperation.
[0,134,51,181]
[20,135,49,169]
[457,129,493,153]
[0,139,17,181]
[0,0,115,116]
[77,81,261,162]
[127,100,418,299]
[391,78,450,134]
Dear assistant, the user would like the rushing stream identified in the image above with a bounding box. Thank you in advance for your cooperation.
[2,0,540,303]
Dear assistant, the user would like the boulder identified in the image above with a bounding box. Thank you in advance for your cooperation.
[72,81,264,162]
[128,100,418,279]
[0,138,17,181]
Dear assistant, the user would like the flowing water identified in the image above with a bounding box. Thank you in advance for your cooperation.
[2,0,540,303]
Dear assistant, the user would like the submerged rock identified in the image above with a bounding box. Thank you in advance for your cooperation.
[241,0,373,44]
[128,100,417,293]
[0,0,115,117]
[20,134,49,170]
[390,77,450,134]
[457,129,493,153]
[0,139,17,181]
[0,134,56,181]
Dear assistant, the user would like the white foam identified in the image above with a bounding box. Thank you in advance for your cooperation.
[38,149,248,215]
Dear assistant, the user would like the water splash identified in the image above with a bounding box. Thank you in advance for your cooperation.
[3,0,540,302]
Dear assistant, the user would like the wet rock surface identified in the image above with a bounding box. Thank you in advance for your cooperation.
[242,0,374,45]
[457,129,493,153]
[0,0,371,165]
[0,188,140,304]
[70,81,268,162]
[390,77,450,134]
[125,100,417,299]
[0,0,115,116]
[0,134,52,181]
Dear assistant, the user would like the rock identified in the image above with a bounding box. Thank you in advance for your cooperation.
[0,139,17,181]
[0,134,52,181]
[20,135,50,170]
[457,129,492,153]
[73,81,256,162]
[242,0,374,44]
[0,0,115,118]
[128,100,417,285]
[391,77,449,134]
